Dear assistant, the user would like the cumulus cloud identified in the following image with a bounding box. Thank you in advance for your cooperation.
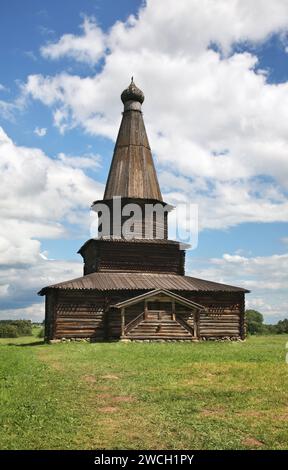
[0,100,18,120]
[57,152,101,170]
[187,251,288,322]
[34,126,47,137]
[0,303,45,322]
[41,16,106,64]
[0,127,103,230]
[22,1,288,232]
[0,127,103,318]
[0,258,82,321]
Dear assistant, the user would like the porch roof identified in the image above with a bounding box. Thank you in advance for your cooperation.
[112,288,205,311]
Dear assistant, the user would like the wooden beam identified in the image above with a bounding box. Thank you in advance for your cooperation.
[172,299,176,321]
[240,292,246,340]
[194,311,200,339]
[121,307,125,337]
[144,300,148,320]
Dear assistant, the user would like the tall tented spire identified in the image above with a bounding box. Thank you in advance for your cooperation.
[103,79,163,201]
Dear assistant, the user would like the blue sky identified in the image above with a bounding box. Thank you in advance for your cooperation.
[0,0,288,322]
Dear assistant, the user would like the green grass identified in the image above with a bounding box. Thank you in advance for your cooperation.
[0,333,288,450]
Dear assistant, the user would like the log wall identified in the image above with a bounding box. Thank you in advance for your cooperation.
[80,239,185,275]
[44,289,245,341]
[182,291,244,339]
[52,291,107,340]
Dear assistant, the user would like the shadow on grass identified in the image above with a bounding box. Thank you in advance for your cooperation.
[8,340,45,347]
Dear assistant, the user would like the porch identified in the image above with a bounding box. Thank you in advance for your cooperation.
[112,289,205,341]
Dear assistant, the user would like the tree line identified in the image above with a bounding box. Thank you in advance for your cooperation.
[246,310,288,335]
[0,320,32,338]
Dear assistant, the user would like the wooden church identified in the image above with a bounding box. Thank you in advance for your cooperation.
[39,79,249,342]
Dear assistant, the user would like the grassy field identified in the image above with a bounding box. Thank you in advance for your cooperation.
[0,332,287,450]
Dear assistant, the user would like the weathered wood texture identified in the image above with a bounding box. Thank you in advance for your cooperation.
[92,198,169,240]
[103,105,162,201]
[44,291,56,340]
[186,291,242,339]
[52,291,107,340]
[80,239,185,275]
[45,290,244,341]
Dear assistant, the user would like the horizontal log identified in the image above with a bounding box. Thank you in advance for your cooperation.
[200,320,239,326]
[200,330,240,335]
[56,328,103,333]
[200,319,239,323]
[57,317,103,322]
[201,333,240,337]
[200,314,240,318]
[200,325,240,331]
[200,323,239,327]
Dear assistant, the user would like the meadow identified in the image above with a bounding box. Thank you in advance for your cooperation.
[0,331,287,450]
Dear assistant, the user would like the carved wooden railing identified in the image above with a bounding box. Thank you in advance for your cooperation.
[125,312,144,335]
[176,315,195,336]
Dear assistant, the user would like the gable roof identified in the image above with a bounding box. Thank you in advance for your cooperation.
[38,271,249,295]
[112,289,205,310]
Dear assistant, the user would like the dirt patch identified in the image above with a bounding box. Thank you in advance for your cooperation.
[114,396,135,403]
[99,406,119,413]
[228,385,254,392]
[271,407,288,421]
[47,361,64,371]
[101,374,120,380]
[37,352,64,371]
[83,375,97,384]
[235,410,263,418]
[242,437,264,447]
[97,393,113,400]
[200,408,225,417]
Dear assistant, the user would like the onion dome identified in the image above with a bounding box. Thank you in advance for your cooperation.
[121,77,145,104]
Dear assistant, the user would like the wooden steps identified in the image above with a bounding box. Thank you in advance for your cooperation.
[126,318,193,339]
[123,335,195,341]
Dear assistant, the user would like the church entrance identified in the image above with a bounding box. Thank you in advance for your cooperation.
[112,289,204,341]
[146,301,174,321]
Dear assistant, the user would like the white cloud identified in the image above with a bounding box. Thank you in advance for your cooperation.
[0,127,103,267]
[209,252,288,290]
[57,152,101,170]
[0,258,82,322]
[0,303,45,322]
[22,2,288,231]
[40,1,288,63]
[0,127,104,320]
[0,100,18,120]
[41,16,106,64]
[187,251,288,322]
[34,126,47,137]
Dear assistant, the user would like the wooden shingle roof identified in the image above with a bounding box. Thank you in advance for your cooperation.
[38,272,249,295]
[103,79,162,201]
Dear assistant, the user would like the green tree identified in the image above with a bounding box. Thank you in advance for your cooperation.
[245,310,264,335]
[0,324,19,338]
[0,320,32,337]
[275,319,288,334]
